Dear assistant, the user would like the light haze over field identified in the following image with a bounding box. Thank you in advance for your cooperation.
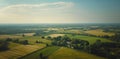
[0,0,120,23]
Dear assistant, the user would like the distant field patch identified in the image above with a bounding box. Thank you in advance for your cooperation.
[85,29,114,36]
[21,36,52,45]
[8,42,22,48]
[0,44,45,59]
[0,35,22,39]
[48,34,65,37]
[49,47,106,59]
[47,28,64,31]
[16,33,35,36]
[65,30,82,34]
[57,29,83,34]
[67,34,111,44]
[21,46,60,59]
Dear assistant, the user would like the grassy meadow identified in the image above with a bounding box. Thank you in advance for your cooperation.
[67,34,111,44]
[21,46,60,59]
[49,47,106,59]
[85,29,114,36]
[0,24,119,59]
[0,44,46,59]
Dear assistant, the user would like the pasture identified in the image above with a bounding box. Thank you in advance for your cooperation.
[67,34,112,44]
[0,35,22,40]
[0,44,45,59]
[20,36,52,45]
[49,47,106,59]
[15,33,35,36]
[21,46,60,59]
[48,34,65,38]
[85,29,114,36]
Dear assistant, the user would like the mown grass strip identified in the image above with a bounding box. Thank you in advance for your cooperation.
[19,46,60,59]
[49,47,106,59]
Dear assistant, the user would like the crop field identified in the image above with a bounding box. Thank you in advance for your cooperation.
[56,29,83,34]
[0,0,119,58]
[15,33,35,36]
[0,35,22,40]
[49,47,106,59]
[67,30,83,34]
[20,36,52,45]
[48,34,65,38]
[0,44,46,59]
[0,24,119,59]
[67,34,112,44]
[21,46,60,59]
[85,29,114,36]
[8,42,22,48]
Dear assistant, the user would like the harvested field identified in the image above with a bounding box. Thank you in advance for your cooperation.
[0,44,45,59]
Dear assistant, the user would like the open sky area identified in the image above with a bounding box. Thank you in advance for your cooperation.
[0,0,120,23]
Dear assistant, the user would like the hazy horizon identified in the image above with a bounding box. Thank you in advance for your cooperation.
[0,0,120,23]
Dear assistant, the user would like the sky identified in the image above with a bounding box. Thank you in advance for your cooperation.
[0,0,120,23]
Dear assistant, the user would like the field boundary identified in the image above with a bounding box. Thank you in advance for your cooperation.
[18,46,47,59]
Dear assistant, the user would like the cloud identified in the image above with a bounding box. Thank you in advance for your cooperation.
[0,2,74,13]
[0,2,75,23]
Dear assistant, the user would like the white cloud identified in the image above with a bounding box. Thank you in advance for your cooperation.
[0,2,74,13]
[0,2,75,23]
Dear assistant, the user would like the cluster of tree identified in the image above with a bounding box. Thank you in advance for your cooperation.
[98,33,120,42]
[71,39,90,51]
[5,38,29,45]
[36,40,43,43]
[46,36,52,40]
[111,33,120,42]
[33,30,58,37]
[51,36,120,59]
[52,36,90,51]
[39,53,48,59]
[98,35,110,38]
[82,32,120,43]
[33,32,41,36]
[90,40,120,59]
[0,40,9,51]
[41,36,45,39]
[19,40,29,45]
[52,36,70,46]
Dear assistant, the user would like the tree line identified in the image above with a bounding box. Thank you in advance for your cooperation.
[51,36,120,59]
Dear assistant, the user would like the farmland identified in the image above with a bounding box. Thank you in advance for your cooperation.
[0,35,22,39]
[48,34,65,38]
[67,34,112,44]
[0,24,120,59]
[0,0,120,58]
[20,36,52,45]
[85,29,114,36]
[49,47,106,59]
[21,46,60,59]
[0,44,45,59]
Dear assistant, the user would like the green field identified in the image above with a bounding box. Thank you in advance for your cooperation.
[0,34,112,59]
[0,35,50,59]
[0,44,46,59]
[67,34,112,44]
[49,47,106,59]
[20,36,52,45]
[21,46,60,59]
[85,29,114,36]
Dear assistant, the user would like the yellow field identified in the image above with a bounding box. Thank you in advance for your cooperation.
[66,30,82,34]
[85,29,114,36]
[8,42,22,48]
[0,44,45,59]
[15,33,35,36]
[48,34,65,37]
[0,35,22,39]
[47,28,64,31]
[49,47,106,59]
